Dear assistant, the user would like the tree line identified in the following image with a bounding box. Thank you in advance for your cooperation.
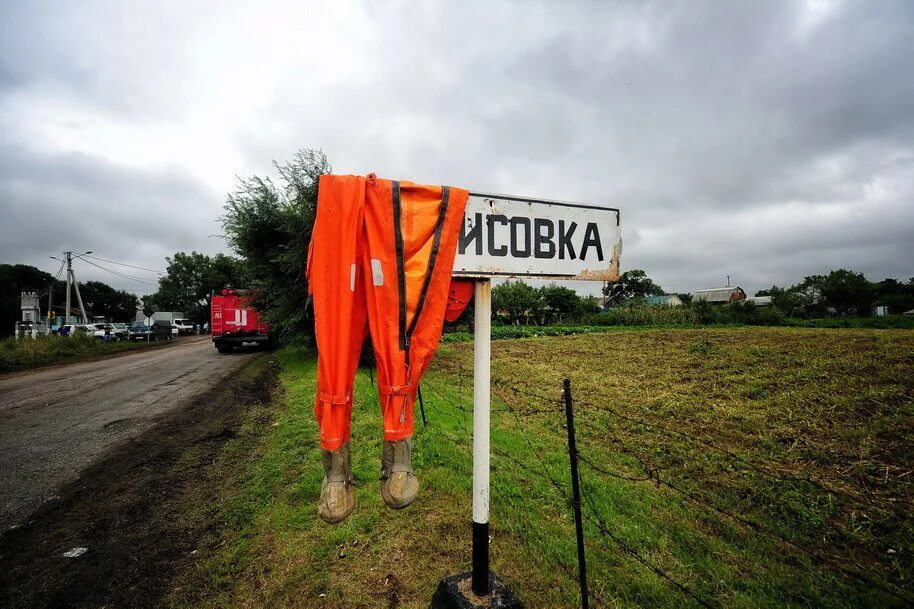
[12,148,908,340]
[210,148,914,338]
[0,263,139,337]
[757,270,914,317]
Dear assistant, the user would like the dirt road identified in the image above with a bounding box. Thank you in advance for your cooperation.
[0,336,253,530]
[0,338,276,609]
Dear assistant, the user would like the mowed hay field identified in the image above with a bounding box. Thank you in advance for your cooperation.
[169,327,914,609]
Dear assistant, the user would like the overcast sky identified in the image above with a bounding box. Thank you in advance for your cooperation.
[1,0,912,297]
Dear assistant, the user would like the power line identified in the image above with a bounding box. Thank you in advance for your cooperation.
[52,259,66,280]
[82,254,164,275]
[74,255,156,285]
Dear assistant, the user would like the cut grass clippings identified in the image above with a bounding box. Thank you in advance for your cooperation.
[169,327,914,608]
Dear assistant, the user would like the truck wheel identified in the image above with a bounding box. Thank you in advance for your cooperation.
[216,343,233,354]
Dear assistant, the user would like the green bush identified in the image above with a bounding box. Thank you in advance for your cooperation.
[582,306,699,326]
[0,333,143,373]
[721,300,786,326]
[691,299,718,324]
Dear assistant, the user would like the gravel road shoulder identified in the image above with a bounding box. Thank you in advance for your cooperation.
[0,353,278,609]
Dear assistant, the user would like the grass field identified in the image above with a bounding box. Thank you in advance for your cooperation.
[169,327,914,608]
[0,333,160,374]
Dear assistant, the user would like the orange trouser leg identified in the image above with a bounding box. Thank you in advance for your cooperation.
[309,174,468,447]
[362,177,469,441]
[309,175,368,450]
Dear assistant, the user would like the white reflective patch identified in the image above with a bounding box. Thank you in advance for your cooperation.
[371,259,384,286]
[349,263,356,292]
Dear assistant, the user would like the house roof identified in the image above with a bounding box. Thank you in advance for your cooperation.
[644,295,682,306]
[694,287,745,303]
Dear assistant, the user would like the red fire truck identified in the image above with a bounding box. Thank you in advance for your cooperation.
[210,289,271,353]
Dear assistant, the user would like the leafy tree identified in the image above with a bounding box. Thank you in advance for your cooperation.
[602,269,664,306]
[816,269,874,316]
[539,284,582,323]
[222,149,330,343]
[676,293,694,305]
[78,281,139,322]
[1,263,141,333]
[492,280,542,325]
[151,251,246,324]
[579,295,602,316]
[755,285,798,314]
[873,278,914,314]
[788,275,827,318]
[781,270,876,317]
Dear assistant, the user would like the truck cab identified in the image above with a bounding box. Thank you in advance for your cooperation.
[210,289,270,353]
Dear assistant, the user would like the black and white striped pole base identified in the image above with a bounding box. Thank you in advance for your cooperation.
[432,279,523,609]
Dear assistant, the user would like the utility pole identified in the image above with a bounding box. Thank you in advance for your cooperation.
[56,250,93,325]
[726,275,731,288]
[48,281,54,333]
[65,252,72,325]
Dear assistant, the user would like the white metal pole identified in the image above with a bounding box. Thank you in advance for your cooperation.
[72,269,88,324]
[472,278,491,595]
[65,253,72,325]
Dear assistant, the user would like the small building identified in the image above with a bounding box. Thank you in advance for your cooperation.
[744,296,772,306]
[644,295,683,307]
[14,292,46,338]
[693,287,747,304]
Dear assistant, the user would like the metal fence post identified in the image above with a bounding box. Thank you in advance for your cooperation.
[563,378,589,609]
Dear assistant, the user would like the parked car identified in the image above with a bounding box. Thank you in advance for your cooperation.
[127,321,174,341]
[109,322,130,340]
[57,324,92,337]
[161,321,178,340]
[128,322,151,341]
[172,318,195,336]
[87,323,120,341]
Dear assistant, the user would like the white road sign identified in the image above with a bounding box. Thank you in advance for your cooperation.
[453,192,621,281]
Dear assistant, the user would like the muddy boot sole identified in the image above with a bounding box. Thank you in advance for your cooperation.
[318,442,355,524]
[381,472,419,509]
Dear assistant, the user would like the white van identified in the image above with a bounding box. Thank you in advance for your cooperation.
[173,318,194,336]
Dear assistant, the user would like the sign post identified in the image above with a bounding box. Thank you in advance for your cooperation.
[472,278,492,596]
[432,191,620,608]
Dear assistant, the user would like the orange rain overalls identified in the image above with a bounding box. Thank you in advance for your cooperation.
[307,174,469,450]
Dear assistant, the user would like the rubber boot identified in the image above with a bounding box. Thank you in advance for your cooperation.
[318,442,355,524]
[380,438,419,509]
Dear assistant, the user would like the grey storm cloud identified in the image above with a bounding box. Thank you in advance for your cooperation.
[1,0,912,297]
[0,146,224,294]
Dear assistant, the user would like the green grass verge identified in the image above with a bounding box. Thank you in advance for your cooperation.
[169,327,914,608]
[0,333,163,374]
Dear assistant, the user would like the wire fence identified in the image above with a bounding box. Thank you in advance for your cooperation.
[413,363,913,609]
